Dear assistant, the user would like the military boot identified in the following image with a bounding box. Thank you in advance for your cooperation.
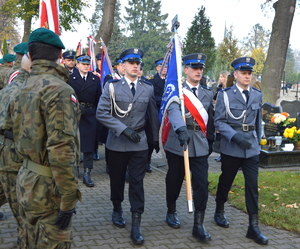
[83,168,94,187]
[192,211,211,242]
[214,203,229,228]
[166,203,180,229]
[131,212,144,245]
[246,214,268,245]
[112,203,125,228]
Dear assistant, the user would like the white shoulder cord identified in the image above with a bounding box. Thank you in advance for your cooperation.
[223,91,246,120]
[109,82,133,118]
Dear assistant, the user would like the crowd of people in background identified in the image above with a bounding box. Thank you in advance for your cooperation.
[0,27,268,248]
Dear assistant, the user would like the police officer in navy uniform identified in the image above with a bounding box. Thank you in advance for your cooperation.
[214,57,268,245]
[163,53,214,242]
[149,58,167,110]
[103,58,125,84]
[96,48,160,245]
[62,50,77,74]
[69,54,101,187]
[95,52,101,75]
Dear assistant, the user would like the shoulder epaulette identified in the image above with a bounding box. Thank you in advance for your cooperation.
[252,87,261,93]
[107,79,120,84]
[148,76,154,80]
[201,85,211,91]
[221,87,231,91]
[140,79,152,85]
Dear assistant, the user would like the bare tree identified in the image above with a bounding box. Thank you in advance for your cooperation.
[94,0,117,54]
[261,0,297,104]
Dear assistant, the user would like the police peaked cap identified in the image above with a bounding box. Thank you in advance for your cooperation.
[155,58,164,65]
[231,57,255,71]
[182,53,207,68]
[120,48,144,62]
[3,54,16,63]
[76,54,91,64]
[13,42,28,55]
[95,53,102,60]
[115,58,123,65]
[62,51,76,59]
[28,28,65,49]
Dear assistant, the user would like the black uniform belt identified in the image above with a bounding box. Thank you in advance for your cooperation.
[80,102,94,108]
[133,125,145,133]
[186,124,201,132]
[0,130,14,140]
[231,124,256,131]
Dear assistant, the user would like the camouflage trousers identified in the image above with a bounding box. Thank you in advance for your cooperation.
[0,180,7,207]
[17,166,73,249]
[0,172,23,233]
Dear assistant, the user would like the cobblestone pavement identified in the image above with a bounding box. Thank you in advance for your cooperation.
[1,146,299,249]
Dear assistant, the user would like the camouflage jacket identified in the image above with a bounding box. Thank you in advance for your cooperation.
[13,59,81,211]
[0,64,13,90]
[0,68,30,171]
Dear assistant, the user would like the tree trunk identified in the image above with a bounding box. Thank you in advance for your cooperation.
[22,16,32,42]
[261,0,296,104]
[94,0,116,54]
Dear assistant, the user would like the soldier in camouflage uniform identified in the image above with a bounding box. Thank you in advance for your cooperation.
[5,42,28,85]
[12,28,81,249]
[0,45,30,244]
[0,54,15,90]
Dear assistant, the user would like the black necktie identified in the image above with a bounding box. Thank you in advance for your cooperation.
[192,87,197,97]
[83,76,86,81]
[131,82,135,96]
[243,90,249,104]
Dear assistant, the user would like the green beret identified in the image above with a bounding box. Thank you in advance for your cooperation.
[28,28,65,49]
[3,54,16,63]
[0,58,3,64]
[13,42,28,55]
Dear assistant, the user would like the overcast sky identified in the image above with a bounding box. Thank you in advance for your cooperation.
[58,0,299,51]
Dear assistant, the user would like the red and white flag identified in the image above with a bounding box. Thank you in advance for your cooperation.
[39,0,60,35]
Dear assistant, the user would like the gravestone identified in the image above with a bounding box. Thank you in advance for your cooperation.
[262,103,282,137]
[280,100,300,118]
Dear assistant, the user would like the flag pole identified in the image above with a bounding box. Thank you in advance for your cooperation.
[171,15,193,213]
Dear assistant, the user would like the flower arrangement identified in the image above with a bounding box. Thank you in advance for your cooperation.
[283,126,300,143]
[271,112,296,127]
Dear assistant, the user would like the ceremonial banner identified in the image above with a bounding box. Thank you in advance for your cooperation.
[75,40,82,56]
[87,36,97,72]
[159,37,181,148]
[39,0,60,35]
[99,39,115,86]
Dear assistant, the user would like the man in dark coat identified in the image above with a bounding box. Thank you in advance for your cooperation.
[69,54,101,187]
[148,58,167,110]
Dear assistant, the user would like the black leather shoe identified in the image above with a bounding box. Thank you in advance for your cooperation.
[131,213,144,245]
[112,211,125,228]
[0,212,4,220]
[246,226,268,245]
[83,173,94,187]
[166,212,180,229]
[146,164,152,173]
[214,212,229,228]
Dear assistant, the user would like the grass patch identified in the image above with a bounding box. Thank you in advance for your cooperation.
[208,170,300,234]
